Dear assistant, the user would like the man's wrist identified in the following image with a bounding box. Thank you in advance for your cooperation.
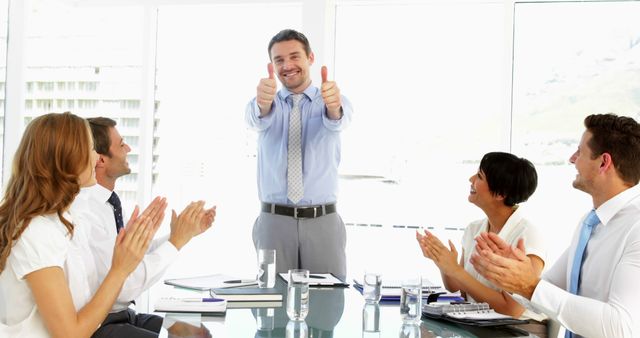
[327,106,343,120]
[523,277,541,300]
[168,236,187,251]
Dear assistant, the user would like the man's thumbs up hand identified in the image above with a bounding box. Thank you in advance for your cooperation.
[257,63,277,115]
[320,66,342,119]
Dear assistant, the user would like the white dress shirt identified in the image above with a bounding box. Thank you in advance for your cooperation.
[77,184,178,312]
[0,210,95,338]
[531,184,640,337]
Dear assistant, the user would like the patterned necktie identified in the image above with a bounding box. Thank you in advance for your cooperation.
[565,209,600,338]
[287,94,304,204]
[107,191,125,233]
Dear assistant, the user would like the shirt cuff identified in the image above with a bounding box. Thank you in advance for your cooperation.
[158,240,180,259]
[531,278,568,317]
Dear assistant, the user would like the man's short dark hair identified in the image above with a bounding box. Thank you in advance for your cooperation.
[585,113,640,185]
[87,117,116,157]
[479,152,538,207]
[268,29,312,59]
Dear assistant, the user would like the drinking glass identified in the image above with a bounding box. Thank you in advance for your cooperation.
[363,272,382,303]
[400,276,422,323]
[286,269,310,321]
[257,249,276,288]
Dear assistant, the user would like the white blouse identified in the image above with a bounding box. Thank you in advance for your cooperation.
[461,206,547,296]
[0,205,96,338]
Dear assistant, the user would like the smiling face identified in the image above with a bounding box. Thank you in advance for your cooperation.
[270,39,314,93]
[102,126,131,179]
[570,130,602,194]
[468,170,494,208]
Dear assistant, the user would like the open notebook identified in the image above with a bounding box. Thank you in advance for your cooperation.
[423,302,528,327]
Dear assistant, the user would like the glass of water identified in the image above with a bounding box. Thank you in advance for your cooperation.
[363,272,382,303]
[400,276,422,323]
[286,269,310,321]
[257,249,276,288]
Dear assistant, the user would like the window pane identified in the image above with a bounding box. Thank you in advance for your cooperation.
[512,1,640,262]
[335,2,506,279]
[24,0,146,208]
[153,4,302,281]
[0,0,8,184]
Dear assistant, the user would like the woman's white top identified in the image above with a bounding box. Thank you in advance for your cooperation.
[0,201,96,338]
[461,206,547,320]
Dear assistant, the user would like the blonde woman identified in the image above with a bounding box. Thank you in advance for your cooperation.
[0,112,166,337]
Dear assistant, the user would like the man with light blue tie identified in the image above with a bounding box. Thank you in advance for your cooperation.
[469,113,640,337]
[245,29,353,280]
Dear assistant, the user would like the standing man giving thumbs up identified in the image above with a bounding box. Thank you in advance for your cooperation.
[245,29,353,280]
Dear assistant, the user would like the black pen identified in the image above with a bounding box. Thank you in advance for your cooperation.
[223,279,255,284]
[309,274,326,279]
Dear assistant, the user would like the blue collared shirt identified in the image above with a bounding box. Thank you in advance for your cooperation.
[245,84,353,206]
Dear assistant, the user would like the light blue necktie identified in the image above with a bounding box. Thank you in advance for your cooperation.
[565,209,600,338]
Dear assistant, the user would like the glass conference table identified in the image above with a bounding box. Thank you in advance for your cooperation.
[158,279,542,338]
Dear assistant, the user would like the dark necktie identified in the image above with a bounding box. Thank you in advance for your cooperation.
[107,191,124,233]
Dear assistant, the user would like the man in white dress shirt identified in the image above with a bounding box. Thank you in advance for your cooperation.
[83,117,215,338]
[470,113,640,338]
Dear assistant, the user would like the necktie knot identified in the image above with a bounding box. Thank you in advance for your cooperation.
[291,93,303,106]
[107,191,122,209]
[583,209,600,229]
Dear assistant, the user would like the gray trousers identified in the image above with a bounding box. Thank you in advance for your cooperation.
[252,211,347,280]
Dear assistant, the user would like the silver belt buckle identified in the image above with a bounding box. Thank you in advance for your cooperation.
[293,207,317,219]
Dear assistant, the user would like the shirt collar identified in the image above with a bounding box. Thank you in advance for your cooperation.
[483,205,523,236]
[498,205,523,236]
[595,183,640,226]
[83,183,114,204]
[278,84,319,102]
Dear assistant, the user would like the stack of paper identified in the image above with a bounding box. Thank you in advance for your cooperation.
[155,297,227,315]
[210,287,283,302]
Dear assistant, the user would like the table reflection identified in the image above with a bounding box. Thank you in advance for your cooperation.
[254,287,345,338]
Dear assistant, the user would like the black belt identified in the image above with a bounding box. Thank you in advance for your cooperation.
[262,202,336,219]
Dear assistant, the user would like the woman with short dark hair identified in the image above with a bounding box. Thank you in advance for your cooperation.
[417,152,546,319]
